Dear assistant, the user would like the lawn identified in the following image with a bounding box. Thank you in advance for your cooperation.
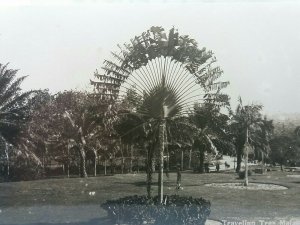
[0,170,299,225]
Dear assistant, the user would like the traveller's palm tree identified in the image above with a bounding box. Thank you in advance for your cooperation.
[92,26,229,202]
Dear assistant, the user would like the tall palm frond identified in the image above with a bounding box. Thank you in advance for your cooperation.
[0,63,34,144]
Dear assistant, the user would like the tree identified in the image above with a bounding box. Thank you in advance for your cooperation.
[92,26,229,202]
[0,63,35,178]
[252,116,274,171]
[231,98,263,186]
[18,90,52,170]
[190,102,230,173]
[57,91,106,178]
[269,126,300,169]
[24,90,106,178]
[269,135,289,170]
[116,89,159,197]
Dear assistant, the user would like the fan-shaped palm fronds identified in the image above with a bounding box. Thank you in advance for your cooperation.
[92,27,229,202]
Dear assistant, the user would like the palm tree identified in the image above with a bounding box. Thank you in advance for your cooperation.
[91,26,229,202]
[18,90,52,174]
[60,91,107,178]
[231,98,263,186]
[0,63,34,177]
[190,102,230,173]
[253,116,274,172]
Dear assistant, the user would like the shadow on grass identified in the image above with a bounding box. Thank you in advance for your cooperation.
[114,181,159,186]
[291,181,300,184]
[113,181,207,188]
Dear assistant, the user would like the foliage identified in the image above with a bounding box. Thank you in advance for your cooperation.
[269,135,298,166]
[91,26,229,102]
[251,116,274,161]
[101,195,211,225]
[6,157,43,181]
[268,123,300,167]
[230,98,266,172]
[53,91,112,177]
[230,99,264,149]
[0,63,35,144]
[17,90,52,163]
[0,63,39,180]
[190,102,231,172]
[18,90,116,178]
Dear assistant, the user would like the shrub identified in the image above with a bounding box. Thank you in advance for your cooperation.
[101,195,211,225]
[238,170,252,179]
[254,168,266,174]
[4,164,43,181]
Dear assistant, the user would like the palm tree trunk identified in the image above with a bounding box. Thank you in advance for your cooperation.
[236,149,242,173]
[62,164,65,175]
[146,146,154,198]
[147,168,152,198]
[4,142,9,178]
[67,142,70,178]
[244,127,249,186]
[94,150,97,177]
[166,150,169,177]
[120,147,124,174]
[152,158,156,172]
[244,150,249,186]
[199,148,204,173]
[261,151,265,174]
[110,157,113,174]
[130,144,133,173]
[78,160,81,177]
[181,150,184,171]
[79,146,88,178]
[188,149,192,169]
[79,129,88,178]
[158,119,166,203]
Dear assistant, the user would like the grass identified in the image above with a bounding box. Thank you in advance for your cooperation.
[0,170,300,224]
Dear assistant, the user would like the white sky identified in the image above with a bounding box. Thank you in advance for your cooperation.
[0,0,300,115]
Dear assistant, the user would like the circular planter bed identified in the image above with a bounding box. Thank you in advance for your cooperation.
[204,182,288,190]
[101,195,211,225]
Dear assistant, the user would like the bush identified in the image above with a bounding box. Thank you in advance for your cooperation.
[254,168,266,174]
[238,170,252,179]
[101,195,211,225]
[3,164,43,181]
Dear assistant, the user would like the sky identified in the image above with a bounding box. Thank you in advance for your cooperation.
[0,0,300,115]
